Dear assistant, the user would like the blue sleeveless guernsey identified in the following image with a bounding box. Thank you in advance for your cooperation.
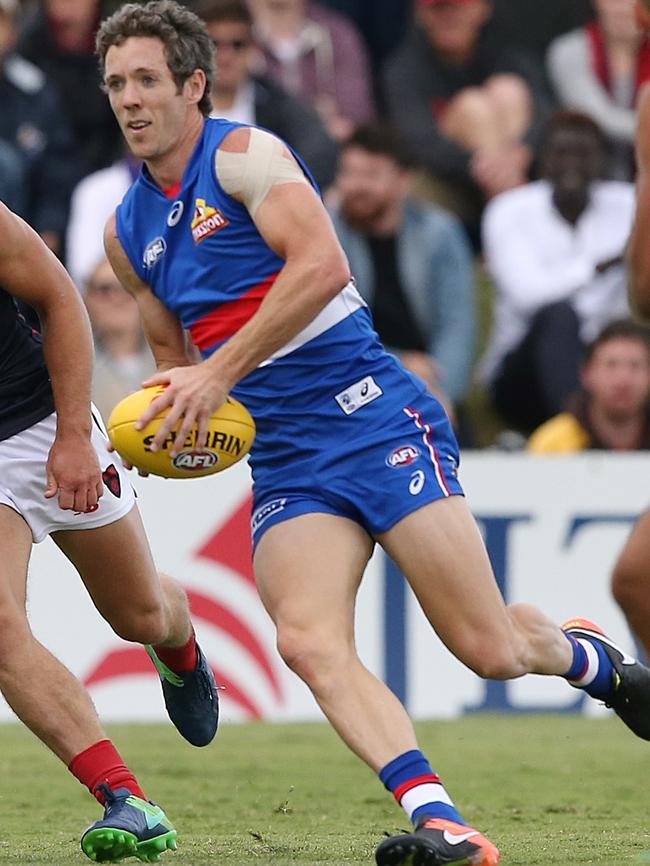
[116,118,462,544]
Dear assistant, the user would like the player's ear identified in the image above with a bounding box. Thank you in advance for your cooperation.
[185,69,207,107]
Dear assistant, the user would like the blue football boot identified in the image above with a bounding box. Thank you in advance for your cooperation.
[146,643,219,746]
[81,785,177,863]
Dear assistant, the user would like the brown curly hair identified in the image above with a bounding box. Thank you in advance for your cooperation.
[96,0,214,116]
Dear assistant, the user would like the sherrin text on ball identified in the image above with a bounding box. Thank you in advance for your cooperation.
[107,386,255,478]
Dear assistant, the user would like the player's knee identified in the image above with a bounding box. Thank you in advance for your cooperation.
[276,628,344,688]
[459,625,527,679]
[110,604,167,645]
[467,648,523,680]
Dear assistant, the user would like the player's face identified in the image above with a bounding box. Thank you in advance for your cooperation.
[206,20,253,93]
[582,338,650,419]
[336,148,409,227]
[104,37,202,163]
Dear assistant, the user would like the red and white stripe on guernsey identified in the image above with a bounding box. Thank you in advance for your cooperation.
[189,272,280,351]
[394,774,453,820]
[403,406,451,496]
[189,278,367,359]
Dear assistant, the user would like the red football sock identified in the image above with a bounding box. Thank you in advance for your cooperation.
[69,739,146,804]
[152,627,197,674]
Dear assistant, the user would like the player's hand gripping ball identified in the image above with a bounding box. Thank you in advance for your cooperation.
[107,386,256,478]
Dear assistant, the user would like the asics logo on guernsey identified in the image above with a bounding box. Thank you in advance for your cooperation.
[442,829,479,845]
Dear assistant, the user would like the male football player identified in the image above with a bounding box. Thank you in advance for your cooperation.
[609,0,650,662]
[97,3,650,864]
[0,200,218,863]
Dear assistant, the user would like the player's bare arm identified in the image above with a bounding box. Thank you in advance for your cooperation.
[141,127,350,453]
[0,202,103,512]
[104,213,192,373]
[629,83,650,319]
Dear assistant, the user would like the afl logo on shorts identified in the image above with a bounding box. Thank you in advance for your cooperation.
[386,444,420,468]
[143,236,166,269]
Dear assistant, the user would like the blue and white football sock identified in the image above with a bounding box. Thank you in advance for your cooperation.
[379,749,465,826]
[564,634,615,699]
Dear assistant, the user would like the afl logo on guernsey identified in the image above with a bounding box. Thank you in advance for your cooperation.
[167,200,184,226]
[386,444,421,468]
[143,236,167,269]
[191,197,229,244]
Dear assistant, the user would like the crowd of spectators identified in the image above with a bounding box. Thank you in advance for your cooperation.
[5,0,650,451]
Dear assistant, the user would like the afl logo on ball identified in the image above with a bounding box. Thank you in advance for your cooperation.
[386,444,420,468]
[172,450,219,472]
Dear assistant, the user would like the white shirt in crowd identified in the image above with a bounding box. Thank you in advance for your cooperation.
[479,179,635,385]
[66,161,134,292]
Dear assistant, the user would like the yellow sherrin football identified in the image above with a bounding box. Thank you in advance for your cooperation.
[107,386,255,478]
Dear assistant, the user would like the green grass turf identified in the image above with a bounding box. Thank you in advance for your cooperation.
[0,714,648,865]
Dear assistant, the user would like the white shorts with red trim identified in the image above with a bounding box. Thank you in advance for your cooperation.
[0,408,135,542]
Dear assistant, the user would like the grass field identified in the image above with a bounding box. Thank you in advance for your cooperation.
[1,714,649,865]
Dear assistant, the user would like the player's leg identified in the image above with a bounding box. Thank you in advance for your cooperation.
[379,495,650,735]
[373,494,649,866]
[0,505,176,861]
[52,505,218,747]
[379,496,574,679]
[611,509,650,658]
[0,504,108,761]
[256,510,500,866]
[255,512,420,768]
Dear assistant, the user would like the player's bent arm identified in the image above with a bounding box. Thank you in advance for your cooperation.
[629,85,650,321]
[0,202,94,439]
[207,127,350,388]
[104,214,193,371]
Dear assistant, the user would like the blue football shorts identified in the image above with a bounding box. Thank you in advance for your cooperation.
[247,349,464,549]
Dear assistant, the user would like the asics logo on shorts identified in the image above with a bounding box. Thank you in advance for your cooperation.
[335,376,382,415]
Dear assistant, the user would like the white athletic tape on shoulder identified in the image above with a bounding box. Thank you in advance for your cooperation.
[215,127,310,216]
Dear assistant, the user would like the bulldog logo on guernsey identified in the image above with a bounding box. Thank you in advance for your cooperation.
[191,198,229,244]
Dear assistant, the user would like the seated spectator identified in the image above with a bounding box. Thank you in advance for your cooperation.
[546,0,650,180]
[194,0,338,189]
[17,0,123,182]
[382,0,550,240]
[528,319,650,452]
[479,110,634,435]
[66,148,140,292]
[329,124,476,414]
[0,0,78,254]
[250,0,375,140]
[84,257,154,421]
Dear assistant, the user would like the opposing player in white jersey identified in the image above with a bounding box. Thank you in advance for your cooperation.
[0,200,218,863]
[97,3,650,864]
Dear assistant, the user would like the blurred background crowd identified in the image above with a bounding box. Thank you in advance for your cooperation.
[5,0,650,453]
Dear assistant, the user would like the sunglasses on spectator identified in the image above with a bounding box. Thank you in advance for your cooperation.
[212,38,250,51]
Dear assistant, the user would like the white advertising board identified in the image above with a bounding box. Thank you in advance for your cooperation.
[13,454,647,724]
